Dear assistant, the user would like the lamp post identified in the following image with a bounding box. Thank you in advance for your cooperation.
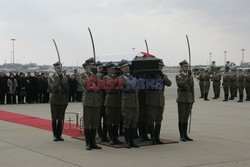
[11,39,16,64]
[224,51,227,65]
[209,52,212,65]
[241,49,245,65]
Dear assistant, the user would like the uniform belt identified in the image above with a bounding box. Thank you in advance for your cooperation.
[122,91,137,94]
[107,92,120,95]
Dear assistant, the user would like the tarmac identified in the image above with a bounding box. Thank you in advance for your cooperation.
[1,74,250,167]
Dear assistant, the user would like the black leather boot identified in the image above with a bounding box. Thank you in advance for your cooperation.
[130,128,139,148]
[142,123,150,141]
[84,129,92,150]
[108,125,115,145]
[149,124,157,144]
[183,123,193,141]
[237,95,243,102]
[57,121,64,141]
[124,128,132,148]
[52,121,58,142]
[204,93,209,101]
[223,94,228,101]
[114,125,123,144]
[155,124,164,144]
[90,129,102,149]
[139,122,145,141]
[178,123,186,142]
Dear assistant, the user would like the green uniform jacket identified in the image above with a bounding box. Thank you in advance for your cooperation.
[203,73,211,87]
[176,73,195,103]
[237,73,245,87]
[212,73,221,87]
[119,73,139,108]
[197,73,204,86]
[81,70,101,107]
[244,74,250,87]
[229,73,237,87]
[146,74,172,107]
[222,73,230,87]
[48,74,68,105]
[103,73,121,107]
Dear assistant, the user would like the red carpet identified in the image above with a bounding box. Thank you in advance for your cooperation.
[0,110,82,137]
[0,109,179,148]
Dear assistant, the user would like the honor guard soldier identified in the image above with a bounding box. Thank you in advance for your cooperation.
[103,62,122,145]
[146,60,172,144]
[244,69,250,101]
[176,60,194,142]
[229,69,237,100]
[196,69,204,98]
[48,62,69,142]
[203,69,211,101]
[236,69,245,102]
[222,67,230,101]
[211,70,221,99]
[96,61,109,142]
[118,59,139,148]
[82,58,102,150]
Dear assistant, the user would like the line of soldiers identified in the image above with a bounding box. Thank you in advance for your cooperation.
[196,68,250,102]
[48,58,195,150]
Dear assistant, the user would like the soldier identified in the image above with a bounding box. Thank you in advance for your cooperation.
[48,62,69,141]
[245,69,250,101]
[196,69,204,98]
[96,61,109,142]
[176,60,194,142]
[229,70,237,100]
[146,60,172,144]
[103,62,122,145]
[210,61,217,73]
[236,69,245,102]
[118,59,139,148]
[222,68,230,101]
[203,69,211,101]
[211,70,221,99]
[7,73,17,104]
[81,58,102,150]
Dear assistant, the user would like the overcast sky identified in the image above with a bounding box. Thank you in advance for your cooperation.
[1,0,250,66]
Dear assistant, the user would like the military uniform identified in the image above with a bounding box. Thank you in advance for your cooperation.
[146,72,171,144]
[82,58,102,150]
[196,70,204,98]
[118,59,139,148]
[203,71,211,101]
[211,72,221,99]
[96,62,108,142]
[103,62,122,145]
[176,60,194,142]
[222,71,230,101]
[229,72,237,100]
[236,71,245,102]
[244,70,250,101]
[48,62,68,141]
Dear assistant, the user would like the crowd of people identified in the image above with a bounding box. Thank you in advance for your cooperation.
[0,70,84,105]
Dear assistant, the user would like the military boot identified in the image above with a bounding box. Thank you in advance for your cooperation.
[108,125,115,145]
[114,125,123,144]
[149,124,157,144]
[57,121,64,141]
[183,123,193,141]
[84,129,92,150]
[142,123,150,141]
[90,129,102,149]
[130,128,139,148]
[155,124,164,144]
[178,123,186,142]
[52,121,58,142]
[124,128,132,148]
[223,94,228,101]
[237,95,243,102]
[139,123,145,141]
[204,93,209,101]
